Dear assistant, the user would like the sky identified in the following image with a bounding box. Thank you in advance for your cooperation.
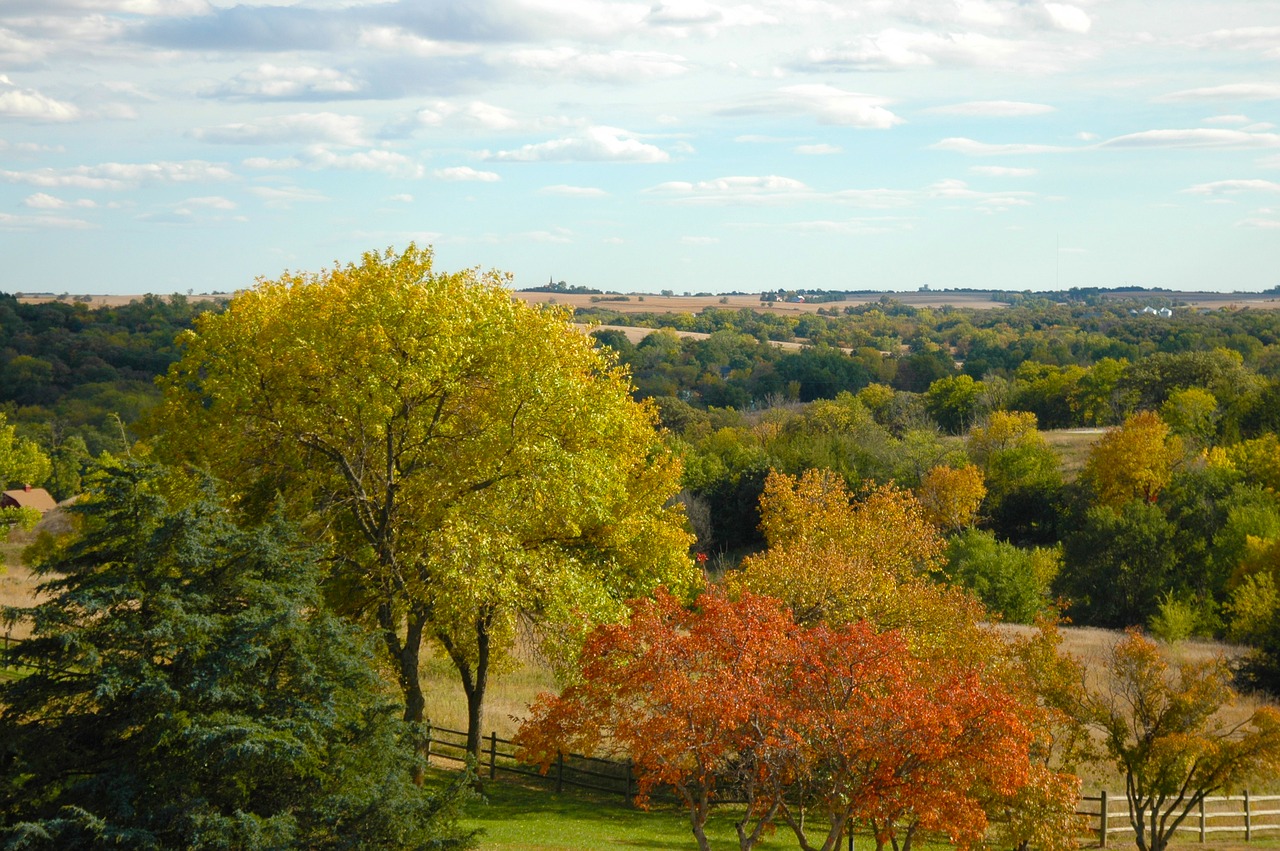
[1,0,1278,296]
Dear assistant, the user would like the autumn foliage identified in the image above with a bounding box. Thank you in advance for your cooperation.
[515,589,1058,851]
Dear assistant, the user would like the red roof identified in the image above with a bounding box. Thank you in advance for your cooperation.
[1,487,57,513]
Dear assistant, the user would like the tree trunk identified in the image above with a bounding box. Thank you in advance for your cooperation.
[438,608,493,761]
[378,603,428,724]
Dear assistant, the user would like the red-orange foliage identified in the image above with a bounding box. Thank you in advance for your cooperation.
[515,589,1043,851]
[515,589,794,851]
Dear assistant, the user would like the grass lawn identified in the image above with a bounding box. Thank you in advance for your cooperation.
[456,772,955,851]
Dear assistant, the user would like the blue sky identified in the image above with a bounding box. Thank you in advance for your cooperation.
[1,0,1278,295]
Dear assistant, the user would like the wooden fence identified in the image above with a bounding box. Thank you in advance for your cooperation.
[424,723,642,799]
[1078,790,1280,846]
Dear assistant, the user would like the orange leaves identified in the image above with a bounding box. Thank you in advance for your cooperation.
[516,588,1043,851]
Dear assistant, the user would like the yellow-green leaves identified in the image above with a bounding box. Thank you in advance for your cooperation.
[153,245,697,739]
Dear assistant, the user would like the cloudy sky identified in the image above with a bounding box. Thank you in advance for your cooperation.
[2,0,1278,295]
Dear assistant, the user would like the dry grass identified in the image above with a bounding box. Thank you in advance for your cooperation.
[1042,428,1105,479]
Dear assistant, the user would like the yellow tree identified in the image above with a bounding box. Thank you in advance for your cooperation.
[916,464,986,532]
[732,469,996,665]
[1088,630,1280,851]
[1082,411,1184,509]
[152,245,697,757]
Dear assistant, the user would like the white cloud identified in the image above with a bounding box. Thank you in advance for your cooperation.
[179,195,237,209]
[931,137,1073,155]
[433,166,500,182]
[22,193,96,209]
[927,100,1055,117]
[646,0,777,35]
[302,146,424,178]
[1237,217,1280,230]
[1184,180,1280,195]
[1159,83,1280,103]
[212,64,362,100]
[484,126,670,163]
[1043,3,1091,34]
[504,48,690,82]
[0,160,234,190]
[795,143,842,155]
[680,236,719,244]
[540,184,609,197]
[1202,115,1251,127]
[970,166,1038,177]
[406,101,523,133]
[192,113,367,146]
[727,84,903,129]
[1100,129,1280,149]
[928,177,1034,211]
[647,175,813,205]
[0,75,79,121]
[0,212,94,230]
[242,156,302,169]
[388,193,414,203]
[794,29,1079,73]
[356,26,480,58]
[1187,26,1280,59]
[248,185,328,208]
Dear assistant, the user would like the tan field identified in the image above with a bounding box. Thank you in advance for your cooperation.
[17,288,1280,314]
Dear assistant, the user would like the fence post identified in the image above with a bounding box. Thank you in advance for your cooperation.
[1100,790,1108,848]
[624,759,633,805]
[1199,796,1205,843]
[489,731,497,780]
[1245,789,1251,842]
[424,722,432,765]
[556,751,564,794]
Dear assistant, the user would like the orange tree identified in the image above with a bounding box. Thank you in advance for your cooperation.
[1087,629,1280,851]
[516,589,1049,851]
[515,589,796,851]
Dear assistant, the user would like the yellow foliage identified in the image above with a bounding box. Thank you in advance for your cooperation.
[153,244,699,728]
[1081,410,1183,509]
[916,464,986,532]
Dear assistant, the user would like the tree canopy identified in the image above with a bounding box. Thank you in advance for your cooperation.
[152,245,697,755]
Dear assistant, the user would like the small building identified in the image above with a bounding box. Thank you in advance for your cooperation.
[1,486,57,513]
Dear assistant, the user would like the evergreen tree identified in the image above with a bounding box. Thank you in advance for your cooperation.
[0,460,474,851]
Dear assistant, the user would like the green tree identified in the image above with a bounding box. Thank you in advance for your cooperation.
[0,413,50,489]
[967,412,1063,543]
[1059,500,1179,627]
[0,461,474,850]
[944,529,1060,624]
[0,413,52,541]
[924,374,984,434]
[153,246,697,757]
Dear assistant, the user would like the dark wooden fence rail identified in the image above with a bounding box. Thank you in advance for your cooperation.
[424,723,640,799]
[1077,790,1280,846]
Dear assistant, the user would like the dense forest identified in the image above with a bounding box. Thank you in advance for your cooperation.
[5,288,1280,687]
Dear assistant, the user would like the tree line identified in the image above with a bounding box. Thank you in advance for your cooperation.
[3,255,1280,849]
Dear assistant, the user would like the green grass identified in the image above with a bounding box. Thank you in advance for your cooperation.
[455,771,954,851]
